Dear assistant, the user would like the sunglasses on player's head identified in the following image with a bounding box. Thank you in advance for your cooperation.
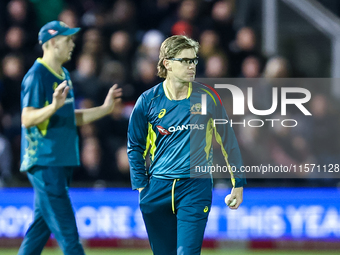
[167,57,199,65]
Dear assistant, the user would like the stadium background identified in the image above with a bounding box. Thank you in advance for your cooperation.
[0,0,340,254]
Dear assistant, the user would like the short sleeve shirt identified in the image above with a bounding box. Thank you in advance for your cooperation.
[20,58,80,171]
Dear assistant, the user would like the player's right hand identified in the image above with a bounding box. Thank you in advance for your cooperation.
[52,81,69,110]
[228,187,243,209]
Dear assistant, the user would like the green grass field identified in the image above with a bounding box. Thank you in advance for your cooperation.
[1,248,340,255]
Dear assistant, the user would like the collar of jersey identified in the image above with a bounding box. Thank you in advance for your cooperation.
[163,81,192,101]
[37,58,66,80]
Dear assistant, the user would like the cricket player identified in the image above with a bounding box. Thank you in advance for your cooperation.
[127,35,246,255]
[18,21,122,255]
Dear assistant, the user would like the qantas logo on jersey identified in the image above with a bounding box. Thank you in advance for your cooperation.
[156,124,205,135]
[156,125,171,135]
[168,124,204,132]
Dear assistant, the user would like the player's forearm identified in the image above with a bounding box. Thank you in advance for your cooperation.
[75,106,110,126]
[128,152,149,190]
[127,144,149,189]
[131,173,148,190]
[128,158,149,191]
[21,105,57,128]
[234,177,247,187]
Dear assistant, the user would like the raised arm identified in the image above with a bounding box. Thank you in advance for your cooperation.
[75,84,122,126]
[22,81,69,128]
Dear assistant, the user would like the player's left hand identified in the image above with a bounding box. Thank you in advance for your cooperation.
[228,187,243,210]
[102,84,122,113]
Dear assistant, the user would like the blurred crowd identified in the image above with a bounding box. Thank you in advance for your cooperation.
[0,0,339,188]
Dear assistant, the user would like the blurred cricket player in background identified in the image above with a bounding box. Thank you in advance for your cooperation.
[18,21,121,255]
